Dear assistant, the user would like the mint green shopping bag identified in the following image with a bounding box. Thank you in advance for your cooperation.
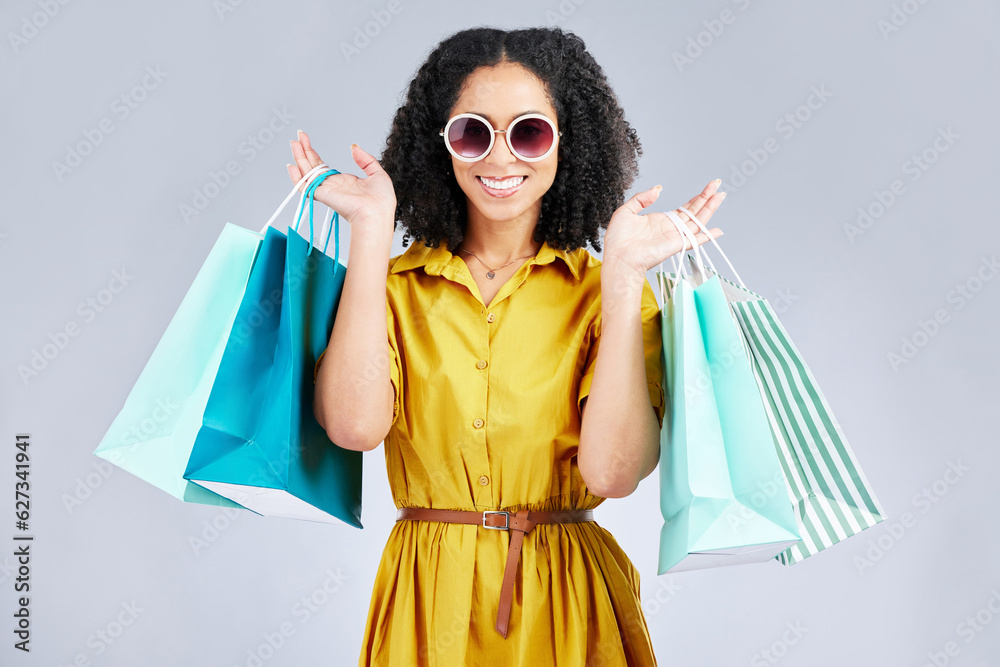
[93,223,262,508]
[656,214,799,574]
[679,206,887,566]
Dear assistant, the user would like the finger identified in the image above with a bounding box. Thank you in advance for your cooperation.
[289,133,318,191]
[683,191,726,232]
[683,220,724,241]
[682,179,723,221]
[286,162,300,185]
[669,214,722,249]
[621,184,663,216]
[298,129,325,168]
[351,143,386,178]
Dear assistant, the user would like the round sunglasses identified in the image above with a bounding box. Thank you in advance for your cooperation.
[439,112,562,162]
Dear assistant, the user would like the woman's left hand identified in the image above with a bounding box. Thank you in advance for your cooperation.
[602,179,726,276]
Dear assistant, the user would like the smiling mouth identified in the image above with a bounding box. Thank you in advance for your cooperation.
[477,175,527,197]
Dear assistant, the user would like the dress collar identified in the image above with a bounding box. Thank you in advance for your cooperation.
[389,237,584,282]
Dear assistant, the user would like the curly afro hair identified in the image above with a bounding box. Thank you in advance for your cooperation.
[379,26,642,255]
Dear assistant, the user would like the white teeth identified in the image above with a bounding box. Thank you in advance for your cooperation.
[479,175,525,190]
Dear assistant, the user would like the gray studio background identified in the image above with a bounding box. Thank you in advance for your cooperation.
[2,0,998,665]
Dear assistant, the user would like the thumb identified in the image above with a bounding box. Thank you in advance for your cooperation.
[622,184,662,215]
[351,143,384,178]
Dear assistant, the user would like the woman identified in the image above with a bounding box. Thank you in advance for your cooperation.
[290,26,723,667]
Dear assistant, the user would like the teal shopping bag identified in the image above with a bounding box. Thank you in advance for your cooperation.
[687,261,886,566]
[93,223,261,509]
[656,214,799,574]
[185,168,362,528]
[678,205,886,566]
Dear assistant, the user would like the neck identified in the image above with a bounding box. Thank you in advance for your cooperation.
[461,206,542,264]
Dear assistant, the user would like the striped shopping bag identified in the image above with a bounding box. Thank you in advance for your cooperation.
[676,207,887,566]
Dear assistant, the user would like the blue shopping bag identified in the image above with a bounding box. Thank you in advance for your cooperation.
[656,213,799,574]
[185,168,362,528]
[93,223,262,509]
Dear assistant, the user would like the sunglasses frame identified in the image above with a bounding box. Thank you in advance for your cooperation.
[439,112,562,163]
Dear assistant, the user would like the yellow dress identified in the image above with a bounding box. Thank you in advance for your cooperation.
[324,238,665,666]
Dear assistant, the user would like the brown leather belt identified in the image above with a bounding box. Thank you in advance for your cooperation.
[395,506,596,638]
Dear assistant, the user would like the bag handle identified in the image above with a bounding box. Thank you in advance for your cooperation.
[259,163,330,234]
[290,168,343,274]
[656,210,706,309]
[676,205,747,290]
[256,163,345,276]
[295,168,341,253]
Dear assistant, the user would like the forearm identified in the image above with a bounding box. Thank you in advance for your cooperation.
[578,258,660,498]
[314,228,395,451]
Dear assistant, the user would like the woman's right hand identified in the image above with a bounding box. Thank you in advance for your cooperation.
[287,130,397,239]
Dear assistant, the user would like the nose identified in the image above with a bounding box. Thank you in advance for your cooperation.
[483,130,517,167]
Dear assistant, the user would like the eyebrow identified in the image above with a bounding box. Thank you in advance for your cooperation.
[465,110,547,122]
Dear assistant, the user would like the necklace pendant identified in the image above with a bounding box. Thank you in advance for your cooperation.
[486,271,496,279]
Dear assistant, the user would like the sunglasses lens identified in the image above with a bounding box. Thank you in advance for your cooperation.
[447,117,492,159]
[510,117,554,159]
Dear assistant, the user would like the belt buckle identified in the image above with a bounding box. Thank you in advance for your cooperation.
[483,510,509,530]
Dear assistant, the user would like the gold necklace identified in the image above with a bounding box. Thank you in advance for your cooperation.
[457,244,537,279]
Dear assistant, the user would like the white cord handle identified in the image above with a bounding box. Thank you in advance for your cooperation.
[258,163,330,234]
[655,211,705,309]
[677,205,747,290]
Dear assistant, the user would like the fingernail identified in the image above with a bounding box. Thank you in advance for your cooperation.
[714,179,722,185]
[653,184,662,191]
[718,192,727,199]
[351,143,359,150]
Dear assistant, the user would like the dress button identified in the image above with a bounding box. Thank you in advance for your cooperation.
[478,475,489,486]
[473,418,484,428]
[487,312,496,323]
[476,359,487,370]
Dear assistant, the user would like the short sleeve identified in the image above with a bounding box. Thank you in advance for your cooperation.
[577,277,665,429]
[386,298,402,427]
[312,299,402,428]
[314,349,326,384]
